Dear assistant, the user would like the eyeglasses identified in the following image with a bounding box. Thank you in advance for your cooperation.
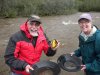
[29,21,40,27]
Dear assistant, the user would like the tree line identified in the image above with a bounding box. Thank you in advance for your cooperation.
[0,0,100,18]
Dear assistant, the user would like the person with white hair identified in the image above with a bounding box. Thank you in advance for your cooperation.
[4,15,60,75]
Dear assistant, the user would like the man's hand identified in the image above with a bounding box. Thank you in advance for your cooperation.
[81,65,86,71]
[25,65,34,73]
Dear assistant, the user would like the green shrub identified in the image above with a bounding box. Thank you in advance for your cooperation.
[3,9,17,18]
[78,0,100,12]
[36,0,77,16]
[0,0,78,17]
[0,0,100,18]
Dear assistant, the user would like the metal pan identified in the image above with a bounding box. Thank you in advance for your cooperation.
[30,60,61,75]
[57,53,82,72]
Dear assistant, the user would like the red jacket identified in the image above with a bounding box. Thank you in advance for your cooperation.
[16,22,49,65]
[4,21,56,75]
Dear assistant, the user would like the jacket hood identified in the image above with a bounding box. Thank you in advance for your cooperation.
[20,21,46,41]
[80,26,97,42]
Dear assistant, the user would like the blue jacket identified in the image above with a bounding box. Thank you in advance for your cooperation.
[75,30,100,75]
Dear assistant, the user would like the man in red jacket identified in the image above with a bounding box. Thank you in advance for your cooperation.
[4,15,59,75]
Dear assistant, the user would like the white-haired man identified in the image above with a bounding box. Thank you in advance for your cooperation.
[4,15,59,75]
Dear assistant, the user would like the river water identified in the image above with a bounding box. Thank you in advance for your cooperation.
[0,12,100,75]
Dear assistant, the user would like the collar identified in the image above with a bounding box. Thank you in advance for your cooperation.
[80,26,97,41]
